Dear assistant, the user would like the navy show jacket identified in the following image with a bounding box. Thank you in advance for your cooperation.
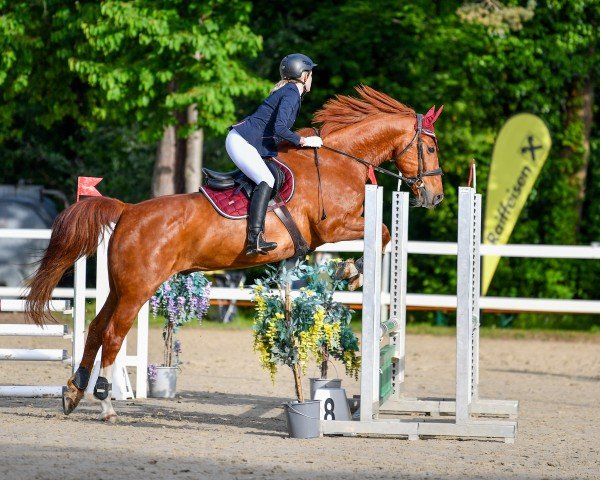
[232,83,302,157]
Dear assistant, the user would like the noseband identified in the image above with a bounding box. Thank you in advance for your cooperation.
[318,112,443,189]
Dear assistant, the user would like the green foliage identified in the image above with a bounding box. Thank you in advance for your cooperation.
[0,0,267,198]
[1,1,598,328]
[0,2,78,139]
[0,122,156,202]
[67,0,269,138]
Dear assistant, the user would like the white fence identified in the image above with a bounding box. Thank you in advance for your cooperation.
[1,229,599,316]
[0,221,597,394]
[0,228,148,399]
[212,240,600,315]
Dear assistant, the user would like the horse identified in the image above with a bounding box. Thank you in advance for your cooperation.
[25,85,444,421]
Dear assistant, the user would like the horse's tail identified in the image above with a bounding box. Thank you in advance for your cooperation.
[25,197,127,326]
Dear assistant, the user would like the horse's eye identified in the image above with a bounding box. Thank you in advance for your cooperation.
[428,146,436,154]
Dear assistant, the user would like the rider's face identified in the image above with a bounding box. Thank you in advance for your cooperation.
[303,71,313,92]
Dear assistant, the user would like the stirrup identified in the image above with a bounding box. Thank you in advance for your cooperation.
[246,232,277,256]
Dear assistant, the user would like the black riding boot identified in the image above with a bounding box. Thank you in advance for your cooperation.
[246,181,278,255]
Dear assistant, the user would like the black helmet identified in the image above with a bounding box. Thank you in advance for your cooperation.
[279,53,317,80]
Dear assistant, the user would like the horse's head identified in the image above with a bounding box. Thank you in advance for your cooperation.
[313,85,446,208]
[393,106,445,208]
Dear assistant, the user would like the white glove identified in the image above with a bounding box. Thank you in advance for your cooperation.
[302,136,323,148]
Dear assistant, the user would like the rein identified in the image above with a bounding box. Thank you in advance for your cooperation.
[317,113,444,188]
[321,145,404,182]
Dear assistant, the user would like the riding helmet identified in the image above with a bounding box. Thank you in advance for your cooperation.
[279,54,317,80]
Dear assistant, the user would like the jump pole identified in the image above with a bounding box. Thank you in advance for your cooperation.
[321,185,518,441]
[0,299,71,397]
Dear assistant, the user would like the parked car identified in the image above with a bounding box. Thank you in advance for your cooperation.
[0,183,68,287]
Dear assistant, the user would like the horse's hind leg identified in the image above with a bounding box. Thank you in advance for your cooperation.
[63,292,116,415]
[93,294,147,422]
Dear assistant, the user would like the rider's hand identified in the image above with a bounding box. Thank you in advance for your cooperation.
[301,136,323,148]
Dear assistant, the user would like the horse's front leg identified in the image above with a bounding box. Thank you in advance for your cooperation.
[334,218,390,290]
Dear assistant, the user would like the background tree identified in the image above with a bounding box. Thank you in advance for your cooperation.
[241,0,599,327]
[0,0,598,328]
[0,0,267,197]
[67,0,268,196]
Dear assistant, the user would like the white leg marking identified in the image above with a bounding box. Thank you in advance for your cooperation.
[98,366,117,422]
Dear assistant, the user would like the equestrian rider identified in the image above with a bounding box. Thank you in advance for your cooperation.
[225,53,323,256]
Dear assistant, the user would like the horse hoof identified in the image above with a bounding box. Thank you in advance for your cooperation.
[347,274,363,291]
[335,260,358,280]
[62,379,85,415]
[62,394,76,415]
[101,413,118,423]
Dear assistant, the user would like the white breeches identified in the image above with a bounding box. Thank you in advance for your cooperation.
[225,129,275,188]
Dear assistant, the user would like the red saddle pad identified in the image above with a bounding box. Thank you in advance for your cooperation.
[200,158,295,219]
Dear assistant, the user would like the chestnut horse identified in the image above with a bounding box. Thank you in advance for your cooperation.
[26,85,444,420]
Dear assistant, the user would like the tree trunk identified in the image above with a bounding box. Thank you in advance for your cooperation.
[320,346,329,379]
[185,104,203,192]
[164,321,174,367]
[152,124,177,197]
[292,364,304,403]
[574,78,595,233]
[564,76,595,234]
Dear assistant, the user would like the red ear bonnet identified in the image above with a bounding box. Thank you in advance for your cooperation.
[420,105,444,132]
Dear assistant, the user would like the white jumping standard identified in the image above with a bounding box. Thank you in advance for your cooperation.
[321,185,518,441]
[0,228,149,399]
[0,299,71,397]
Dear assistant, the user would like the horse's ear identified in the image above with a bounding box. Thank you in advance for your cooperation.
[432,105,444,124]
[425,106,436,118]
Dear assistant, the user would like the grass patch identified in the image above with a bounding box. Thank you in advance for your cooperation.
[402,323,600,342]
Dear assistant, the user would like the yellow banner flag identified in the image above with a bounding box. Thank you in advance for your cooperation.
[482,113,551,295]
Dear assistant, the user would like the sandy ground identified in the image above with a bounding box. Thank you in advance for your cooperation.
[0,318,599,480]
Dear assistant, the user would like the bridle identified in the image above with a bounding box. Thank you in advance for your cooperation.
[394,113,444,187]
[319,112,444,189]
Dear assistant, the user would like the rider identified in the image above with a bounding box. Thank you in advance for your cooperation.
[226,53,323,256]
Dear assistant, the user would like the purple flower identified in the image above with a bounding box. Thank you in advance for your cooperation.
[197,295,210,317]
[167,298,177,323]
[147,364,158,382]
[153,274,211,328]
[150,296,160,317]
[174,340,182,354]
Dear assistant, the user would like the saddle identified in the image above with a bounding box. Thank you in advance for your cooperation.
[202,158,287,202]
[200,157,309,257]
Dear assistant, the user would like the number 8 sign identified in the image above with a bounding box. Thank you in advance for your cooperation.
[313,388,351,421]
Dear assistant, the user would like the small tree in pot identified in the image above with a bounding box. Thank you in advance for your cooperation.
[302,261,360,381]
[148,272,211,397]
[252,260,359,437]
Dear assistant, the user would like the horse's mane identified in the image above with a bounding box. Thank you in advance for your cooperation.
[314,85,415,138]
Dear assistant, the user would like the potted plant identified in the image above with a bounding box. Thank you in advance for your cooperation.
[148,272,211,398]
[252,260,360,437]
[302,260,360,399]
